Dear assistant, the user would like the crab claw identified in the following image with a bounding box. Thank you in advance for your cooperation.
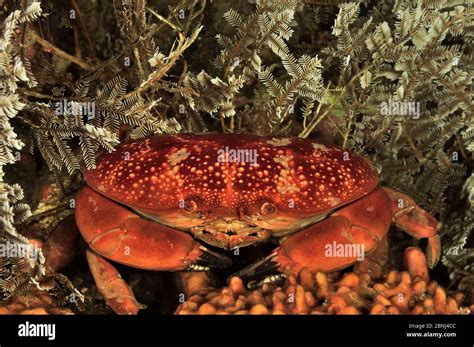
[230,252,280,285]
[233,187,392,282]
[76,187,231,271]
[231,215,379,283]
[188,246,232,270]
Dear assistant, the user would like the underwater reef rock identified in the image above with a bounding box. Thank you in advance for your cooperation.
[175,269,472,315]
[0,289,74,315]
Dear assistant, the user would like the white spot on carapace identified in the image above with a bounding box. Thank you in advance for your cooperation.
[327,196,341,207]
[267,138,292,146]
[274,154,300,194]
[274,154,292,169]
[312,143,330,152]
[168,148,190,165]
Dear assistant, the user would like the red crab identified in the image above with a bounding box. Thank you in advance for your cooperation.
[75,134,440,314]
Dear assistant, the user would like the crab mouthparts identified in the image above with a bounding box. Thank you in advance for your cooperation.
[191,222,271,250]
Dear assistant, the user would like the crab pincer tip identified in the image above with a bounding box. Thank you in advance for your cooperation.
[228,252,280,285]
[189,246,232,270]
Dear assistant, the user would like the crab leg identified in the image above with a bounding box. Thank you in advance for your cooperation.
[76,187,231,314]
[234,187,393,280]
[76,187,231,271]
[86,250,141,315]
[383,187,440,268]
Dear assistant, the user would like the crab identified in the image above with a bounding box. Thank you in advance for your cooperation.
[75,134,440,314]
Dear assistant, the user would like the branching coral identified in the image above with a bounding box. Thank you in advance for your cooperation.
[0,1,43,300]
[318,0,474,291]
[0,272,80,314]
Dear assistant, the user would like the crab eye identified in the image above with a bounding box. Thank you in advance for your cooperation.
[260,202,276,215]
[184,200,198,212]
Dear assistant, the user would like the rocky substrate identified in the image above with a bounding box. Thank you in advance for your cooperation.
[0,290,74,315]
